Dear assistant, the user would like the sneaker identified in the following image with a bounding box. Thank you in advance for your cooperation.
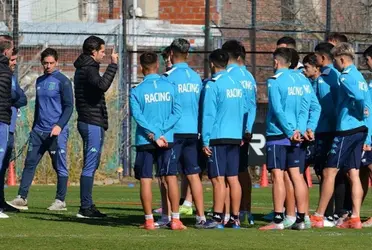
[203,219,224,229]
[259,222,284,230]
[283,217,296,228]
[324,217,335,227]
[179,205,193,216]
[7,196,28,210]
[248,213,255,225]
[154,217,170,228]
[0,209,9,219]
[76,205,107,218]
[337,217,362,229]
[362,217,372,228]
[225,219,241,229]
[195,220,207,229]
[141,219,156,230]
[291,222,306,230]
[170,219,187,230]
[153,207,162,214]
[304,217,311,229]
[1,202,20,213]
[310,215,324,228]
[47,199,67,211]
[263,211,275,221]
[335,213,348,226]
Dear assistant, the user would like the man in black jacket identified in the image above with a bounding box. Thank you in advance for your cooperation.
[0,35,14,218]
[74,35,118,218]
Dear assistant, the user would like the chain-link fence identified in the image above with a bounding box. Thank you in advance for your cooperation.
[3,0,372,183]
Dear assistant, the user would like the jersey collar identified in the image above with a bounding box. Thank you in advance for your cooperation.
[172,62,188,68]
[226,63,239,72]
[212,70,227,78]
[144,73,160,80]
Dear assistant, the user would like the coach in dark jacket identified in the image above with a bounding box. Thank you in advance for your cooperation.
[0,35,14,218]
[74,35,118,218]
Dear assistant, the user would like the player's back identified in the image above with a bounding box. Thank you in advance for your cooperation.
[131,74,177,145]
[266,69,301,138]
[337,65,366,133]
[203,71,247,143]
[165,62,202,135]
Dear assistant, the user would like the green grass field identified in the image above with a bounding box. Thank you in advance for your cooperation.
[2,184,372,250]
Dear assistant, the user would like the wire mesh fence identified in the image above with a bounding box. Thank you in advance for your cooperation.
[4,0,372,183]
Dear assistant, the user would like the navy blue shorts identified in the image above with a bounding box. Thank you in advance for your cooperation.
[326,132,366,170]
[239,142,249,173]
[207,144,240,178]
[134,148,174,180]
[266,144,303,172]
[304,141,316,165]
[170,137,201,175]
[266,144,287,171]
[314,134,334,175]
[361,151,372,167]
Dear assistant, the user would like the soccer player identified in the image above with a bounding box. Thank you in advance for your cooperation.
[221,40,256,225]
[0,48,27,213]
[130,52,184,230]
[164,38,206,226]
[360,45,372,227]
[276,37,296,49]
[202,49,246,229]
[311,43,368,229]
[73,36,118,218]
[314,42,350,226]
[259,48,303,230]
[161,46,172,72]
[0,35,14,218]
[282,49,321,230]
[326,33,348,46]
[8,48,73,211]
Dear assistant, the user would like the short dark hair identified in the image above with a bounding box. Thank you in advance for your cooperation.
[209,49,229,68]
[83,35,105,55]
[363,45,372,58]
[303,52,318,67]
[289,49,299,69]
[41,48,58,61]
[140,52,158,70]
[161,46,171,60]
[314,42,334,59]
[0,35,13,54]
[221,40,245,60]
[273,48,292,64]
[12,48,18,56]
[277,36,296,48]
[170,38,190,55]
[327,33,348,43]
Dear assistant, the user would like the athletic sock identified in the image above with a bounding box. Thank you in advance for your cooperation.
[224,213,230,224]
[212,212,223,223]
[182,200,192,207]
[231,214,239,221]
[145,214,153,220]
[196,215,206,223]
[273,212,284,224]
[314,212,323,217]
[171,212,180,220]
[296,213,305,223]
[285,215,296,223]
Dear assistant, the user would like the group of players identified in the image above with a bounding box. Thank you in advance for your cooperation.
[131,33,372,230]
[0,32,371,231]
[0,35,119,219]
